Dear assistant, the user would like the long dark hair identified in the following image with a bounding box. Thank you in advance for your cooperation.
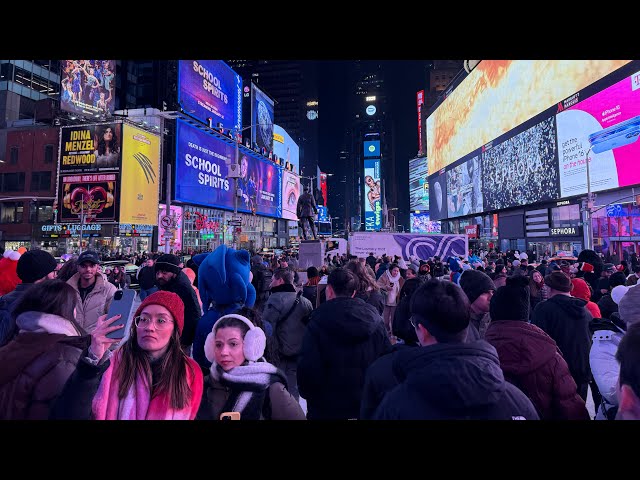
[345,259,380,294]
[116,307,195,410]
[57,257,78,282]
[97,125,119,156]
[12,279,83,334]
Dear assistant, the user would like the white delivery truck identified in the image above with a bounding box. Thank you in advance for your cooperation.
[348,232,468,261]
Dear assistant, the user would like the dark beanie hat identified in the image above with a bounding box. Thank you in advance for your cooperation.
[459,269,496,305]
[490,275,530,321]
[307,266,319,278]
[16,249,57,283]
[154,254,182,275]
[545,271,573,292]
[133,290,185,335]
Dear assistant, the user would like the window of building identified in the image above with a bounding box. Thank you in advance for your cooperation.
[1,172,25,192]
[0,202,23,223]
[551,204,581,228]
[44,144,54,164]
[10,146,18,164]
[30,171,52,191]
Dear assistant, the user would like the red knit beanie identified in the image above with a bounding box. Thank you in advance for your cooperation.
[133,291,185,335]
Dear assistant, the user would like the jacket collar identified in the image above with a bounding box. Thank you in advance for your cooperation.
[271,283,296,294]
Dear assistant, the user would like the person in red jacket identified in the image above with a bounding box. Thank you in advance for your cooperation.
[485,275,590,420]
[571,278,602,319]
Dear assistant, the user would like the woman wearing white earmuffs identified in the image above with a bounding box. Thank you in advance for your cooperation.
[196,313,306,420]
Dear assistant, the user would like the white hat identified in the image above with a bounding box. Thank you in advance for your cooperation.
[519,252,528,260]
[513,259,521,267]
[612,285,630,305]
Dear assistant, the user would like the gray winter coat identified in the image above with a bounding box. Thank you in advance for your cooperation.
[263,284,313,357]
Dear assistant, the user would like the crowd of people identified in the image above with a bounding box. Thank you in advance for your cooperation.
[0,242,639,421]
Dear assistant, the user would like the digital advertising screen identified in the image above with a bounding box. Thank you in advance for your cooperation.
[251,83,275,152]
[119,125,160,225]
[447,155,483,218]
[59,173,118,223]
[175,119,281,217]
[273,125,300,173]
[410,212,441,233]
[282,170,301,221]
[427,60,631,174]
[320,172,328,206]
[409,156,429,210]
[59,123,122,174]
[317,206,329,222]
[364,158,382,231]
[178,60,242,131]
[557,68,640,198]
[364,140,381,158]
[60,60,115,117]
[482,115,559,211]
[428,172,447,221]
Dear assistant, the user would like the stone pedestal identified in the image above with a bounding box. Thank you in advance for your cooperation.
[298,239,325,271]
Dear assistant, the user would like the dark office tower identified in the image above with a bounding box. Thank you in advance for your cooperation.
[345,61,393,231]
[226,60,319,179]
[114,60,175,111]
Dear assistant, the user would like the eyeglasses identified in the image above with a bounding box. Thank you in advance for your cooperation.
[134,316,174,330]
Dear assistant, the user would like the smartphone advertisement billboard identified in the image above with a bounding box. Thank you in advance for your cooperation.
[60,60,115,117]
[175,119,281,217]
[119,125,160,225]
[427,60,631,174]
[178,60,242,131]
[364,158,382,231]
[281,170,301,221]
[557,68,640,197]
[251,83,275,153]
[409,156,429,210]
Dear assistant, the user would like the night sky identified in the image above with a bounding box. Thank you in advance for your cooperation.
[318,60,432,225]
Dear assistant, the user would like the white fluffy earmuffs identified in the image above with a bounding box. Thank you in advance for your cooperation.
[204,313,266,363]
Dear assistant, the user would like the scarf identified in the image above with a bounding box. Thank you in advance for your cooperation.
[210,360,286,420]
[92,352,203,420]
[386,270,401,305]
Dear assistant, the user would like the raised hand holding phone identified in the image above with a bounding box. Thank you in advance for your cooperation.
[89,314,124,359]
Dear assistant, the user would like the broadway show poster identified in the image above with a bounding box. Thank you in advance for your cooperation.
[59,173,118,223]
[178,60,242,130]
[447,155,483,218]
[557,69,640,197]
[252,83,275,152]
[60,60,116,116]
[364,158,382,231]
[282,170,301,221]
[482,116,559,210]
[59,123,122,174]
[120,125,160,225]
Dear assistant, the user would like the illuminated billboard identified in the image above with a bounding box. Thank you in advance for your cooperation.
[251,83,275,152]
[120,125,160,225]
[178,60,242,131]
[409,156,429,210]
[446,155,483,218]
[59,123,122,174]
[61,60,115,116]
[59,173,118,223]
[410,212,441,233]
[273,125,299,173]
[557,68,640,197]
[482,115,559,211]
[428,171,447,221]
[364,158,382,231]
[427,60,631,173]
[282,170,301,221]
[364,140,380,158]
[175,119,281,217]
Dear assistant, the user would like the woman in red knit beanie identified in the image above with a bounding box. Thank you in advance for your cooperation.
[51,291,203,420]
[571,278,602,319]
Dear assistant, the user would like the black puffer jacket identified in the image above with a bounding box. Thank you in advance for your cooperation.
[597,294,618,320]
[355,290,385,316]
[373,341,539,420]
[531,294,592,389]
[297,296,391,419]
